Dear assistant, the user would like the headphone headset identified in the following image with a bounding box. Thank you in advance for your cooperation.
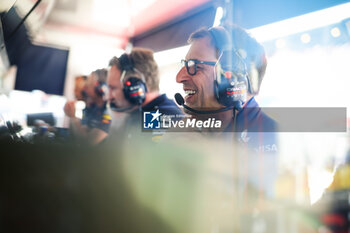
[119,53,147,105]
[208,26,250,110]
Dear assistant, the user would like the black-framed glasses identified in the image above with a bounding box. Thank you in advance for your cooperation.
[181,59,216,76]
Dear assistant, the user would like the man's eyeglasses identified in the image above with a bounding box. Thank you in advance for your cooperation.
[181,59,216,76]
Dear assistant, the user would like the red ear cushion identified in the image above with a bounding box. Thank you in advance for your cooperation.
[123,77,147,105]
[224,71,232,79]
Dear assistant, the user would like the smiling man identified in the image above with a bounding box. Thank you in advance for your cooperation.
[175,24,279,200]
[177,37,219,111]
[176,24,277,151]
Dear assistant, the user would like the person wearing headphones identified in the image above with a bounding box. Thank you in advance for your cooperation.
[175,24,277,151]
[64,68,111,145]
[107,48,182,134]
[175,25,278,201]
[73,75,88,101]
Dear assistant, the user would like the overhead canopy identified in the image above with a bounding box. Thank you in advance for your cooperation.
[4,0,349,54]
[131,2,217,52]
[1,0,350,95]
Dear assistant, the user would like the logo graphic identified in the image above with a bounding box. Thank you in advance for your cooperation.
[143,110,162,129]
[142,111,222,131]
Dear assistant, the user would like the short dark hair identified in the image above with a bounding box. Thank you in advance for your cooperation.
[92,68,108,83]
[188,27,215,46]
[109,48,159,92]
[188,25,267,95]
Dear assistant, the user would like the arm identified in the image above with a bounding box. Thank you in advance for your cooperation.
[64,101,89,140]
[86,128,109,145]
[64,101,110,145]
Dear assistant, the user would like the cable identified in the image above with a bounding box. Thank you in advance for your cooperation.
[6,0,42,41]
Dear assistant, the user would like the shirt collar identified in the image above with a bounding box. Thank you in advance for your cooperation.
[142,94,166,111]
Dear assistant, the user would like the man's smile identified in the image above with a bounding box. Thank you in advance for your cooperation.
[184,88,197,103]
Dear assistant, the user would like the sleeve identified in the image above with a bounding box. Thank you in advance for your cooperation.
[81,108,89,126]
[91,112,112,133]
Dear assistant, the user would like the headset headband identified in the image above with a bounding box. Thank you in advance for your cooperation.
[119,53,134,71]
[118,53,146,83]
[208,26,232,55]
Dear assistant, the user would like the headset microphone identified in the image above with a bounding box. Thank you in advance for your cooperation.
[174,93,185,105]
[174,93,234,114]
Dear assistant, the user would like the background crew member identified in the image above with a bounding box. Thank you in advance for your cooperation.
[73,75,88,101]
[64,68,111,145]
[107,47,182,134]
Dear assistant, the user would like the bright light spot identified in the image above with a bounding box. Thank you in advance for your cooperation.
[275,39,286,49]
[154,45,190,102]
[308,166,334,204]
[249,2,350,42]
[300,33,311,43]
[75,101,86,119]
[331,27,341,37]
[154,45,190,66]
[130,0,157,16]
[213,7,223,27]
[92,0,130,27]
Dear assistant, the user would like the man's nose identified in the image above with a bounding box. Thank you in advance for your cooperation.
[176,66,190,83]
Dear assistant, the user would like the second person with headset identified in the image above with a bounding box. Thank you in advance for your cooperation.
[107,47,183,135]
